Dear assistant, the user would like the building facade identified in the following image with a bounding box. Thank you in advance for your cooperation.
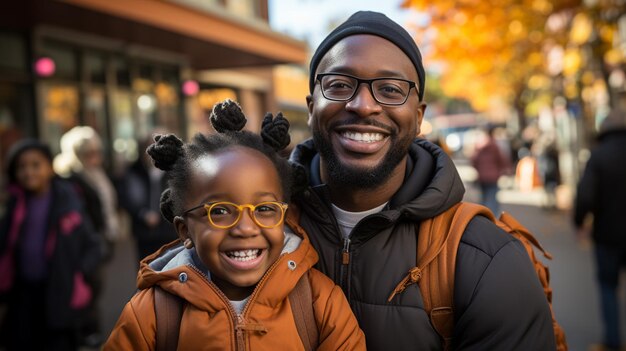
[0,0,307,177]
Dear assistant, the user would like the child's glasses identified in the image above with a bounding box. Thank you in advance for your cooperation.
[183,201,289,229]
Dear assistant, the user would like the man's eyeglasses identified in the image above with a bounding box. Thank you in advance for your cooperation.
[316,73,418,106]
[182,201,289,229]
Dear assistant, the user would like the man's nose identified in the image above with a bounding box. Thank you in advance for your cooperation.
[345,83,383,116]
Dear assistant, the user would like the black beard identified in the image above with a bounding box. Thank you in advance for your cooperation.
[312,131,412,190]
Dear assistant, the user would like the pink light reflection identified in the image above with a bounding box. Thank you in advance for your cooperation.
[35,57,56,77]
[182,80,199,96]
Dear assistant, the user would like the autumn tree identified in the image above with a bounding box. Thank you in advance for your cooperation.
[402,0,581,129]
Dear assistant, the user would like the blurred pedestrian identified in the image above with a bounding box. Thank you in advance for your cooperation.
[537,137,561,210]
[0,139,101,351]
[54,126,120,347]
[574,109,626,351]
[118,133,177,262]
[470,125,511,215]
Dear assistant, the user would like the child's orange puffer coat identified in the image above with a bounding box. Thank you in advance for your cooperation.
[104,219,365,351]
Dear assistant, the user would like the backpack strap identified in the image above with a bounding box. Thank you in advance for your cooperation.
[388,202,493,350]
[289,271,319,351]
[154,286,184,351]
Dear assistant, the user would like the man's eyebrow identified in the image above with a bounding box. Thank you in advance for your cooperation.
[323,66,407,78]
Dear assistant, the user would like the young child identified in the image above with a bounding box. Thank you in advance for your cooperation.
[104,100,365,350]
[0,139,102,351]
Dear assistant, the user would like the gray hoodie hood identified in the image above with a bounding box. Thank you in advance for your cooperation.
[148,230,303,277]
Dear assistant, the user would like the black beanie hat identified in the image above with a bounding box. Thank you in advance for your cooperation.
[309,11,425,101]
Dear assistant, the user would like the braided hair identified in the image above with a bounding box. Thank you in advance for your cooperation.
[146,99,294,223]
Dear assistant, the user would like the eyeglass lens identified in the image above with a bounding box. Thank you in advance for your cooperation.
[208,202,284,228]
[319,74,411,105]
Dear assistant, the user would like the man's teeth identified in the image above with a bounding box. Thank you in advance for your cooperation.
[226,249,261,261]
[342,132,384,143]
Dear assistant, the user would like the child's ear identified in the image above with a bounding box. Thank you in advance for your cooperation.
[174,216,189,242]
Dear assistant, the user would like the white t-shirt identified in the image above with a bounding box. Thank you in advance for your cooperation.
[331,202,388,239]
[230,297,250,315]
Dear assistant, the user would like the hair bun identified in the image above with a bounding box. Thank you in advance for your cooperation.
[147,134,184,171]
[261,112,291,151]
[210,99,247,133]
[159,188,176,223]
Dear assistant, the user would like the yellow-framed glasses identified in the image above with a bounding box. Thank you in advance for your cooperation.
[183,201,289,229]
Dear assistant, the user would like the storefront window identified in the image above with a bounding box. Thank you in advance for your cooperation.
[110,89,136,172]
[187,87,237,137]
[84,88,108,142]
[0,31,27,72]
[0,82,33,188]
[114,57,130,87]
[41,41,78,80]
[85,52,106,84]
[155,81,181,135]
[39,83,79,154]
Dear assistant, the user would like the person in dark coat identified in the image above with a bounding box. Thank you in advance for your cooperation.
[574,109,626,351]
[0,139,102,351]
[289,11,556,350]
[470,125,511,215]
[118,135,177,262]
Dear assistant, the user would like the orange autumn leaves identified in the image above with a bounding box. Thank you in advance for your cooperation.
[401,0,580,111]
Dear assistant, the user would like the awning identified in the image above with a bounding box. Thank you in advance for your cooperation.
[3,0,308,69]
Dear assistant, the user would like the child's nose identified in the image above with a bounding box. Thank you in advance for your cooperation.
[230,210,260,237]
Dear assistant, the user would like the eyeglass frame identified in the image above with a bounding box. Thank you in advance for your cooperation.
[182,201,289,229]
[315,72,418,106]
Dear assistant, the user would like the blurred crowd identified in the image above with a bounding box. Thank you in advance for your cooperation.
[0,127,177,350]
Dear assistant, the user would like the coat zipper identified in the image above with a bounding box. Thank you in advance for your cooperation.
[240,253,285,317]
[187,264,243,351]
[187,254,287,351]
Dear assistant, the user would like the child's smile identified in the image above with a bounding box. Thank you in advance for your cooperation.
[176,146,286,300]
[221,248,266,270]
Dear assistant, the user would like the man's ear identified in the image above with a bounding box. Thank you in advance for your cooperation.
[306,95,313,128]
[416,102,427,136]
[174,216,189,242]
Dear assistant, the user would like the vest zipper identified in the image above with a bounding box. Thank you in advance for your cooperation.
[342,238,351,264]
[339,237,352,302]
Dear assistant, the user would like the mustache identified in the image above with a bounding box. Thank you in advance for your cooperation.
[328,116,395,134]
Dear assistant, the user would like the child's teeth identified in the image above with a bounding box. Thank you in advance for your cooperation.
[227,249,260,261]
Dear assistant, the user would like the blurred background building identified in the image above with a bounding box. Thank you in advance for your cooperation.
[0,0,308,180]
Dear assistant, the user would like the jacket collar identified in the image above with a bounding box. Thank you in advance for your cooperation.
[290,138,465,222]
[136,220,318,311]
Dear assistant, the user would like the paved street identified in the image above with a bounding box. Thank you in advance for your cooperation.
[93,162,626,351]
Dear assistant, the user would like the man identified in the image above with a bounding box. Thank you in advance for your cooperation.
[290,11,556,350]
[574,109,626,351]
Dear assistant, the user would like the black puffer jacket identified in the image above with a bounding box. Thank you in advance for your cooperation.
[574,129,626,247]
[290,138,556,351]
